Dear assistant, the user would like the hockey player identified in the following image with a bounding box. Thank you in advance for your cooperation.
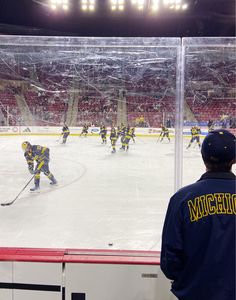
[110,127,117,153]
[100,125,107,144]
[187,126,201,149]
[158,125,170,142]
[120,127,133,151]
[61,123,70,144]
[131,127,136,143]
[117,126,122,139]
[120,123,127,144]
[22,141,57,191]
[80,124,88,137]
[208,124,215,133]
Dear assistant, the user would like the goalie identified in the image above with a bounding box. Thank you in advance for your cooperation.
[22,141,57,191]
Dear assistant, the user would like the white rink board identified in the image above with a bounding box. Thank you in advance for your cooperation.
[66,263,177,300]
[0,262,12,299]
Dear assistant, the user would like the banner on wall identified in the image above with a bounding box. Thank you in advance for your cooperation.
[0,126,170,136]
[20,126,59,134]
[0,126,19,133]
[0,126,231,136]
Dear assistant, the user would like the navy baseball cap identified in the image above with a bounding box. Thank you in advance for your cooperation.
[201,129,236,163]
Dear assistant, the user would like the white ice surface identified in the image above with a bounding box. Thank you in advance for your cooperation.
[1,135,231,251]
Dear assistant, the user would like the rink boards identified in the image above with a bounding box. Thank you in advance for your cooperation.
[0,247,176,300]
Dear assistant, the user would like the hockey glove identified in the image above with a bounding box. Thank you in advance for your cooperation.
[28,167,35,174]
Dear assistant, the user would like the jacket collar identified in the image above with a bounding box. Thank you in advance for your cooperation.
[199,171,236,181]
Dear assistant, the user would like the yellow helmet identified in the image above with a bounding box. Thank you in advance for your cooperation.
[22,141,31,151]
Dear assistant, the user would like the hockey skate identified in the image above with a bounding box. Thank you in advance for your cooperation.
[30,185,40,192]
[50,179,58,186]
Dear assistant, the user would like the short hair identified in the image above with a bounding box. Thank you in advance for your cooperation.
[203,160,234,172]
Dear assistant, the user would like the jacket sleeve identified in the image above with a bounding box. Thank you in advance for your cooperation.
[160,195,185,281]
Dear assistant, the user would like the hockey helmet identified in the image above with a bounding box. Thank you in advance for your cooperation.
[22,141,31,151]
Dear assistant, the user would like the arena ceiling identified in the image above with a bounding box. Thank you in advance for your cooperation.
[0,0,235,36]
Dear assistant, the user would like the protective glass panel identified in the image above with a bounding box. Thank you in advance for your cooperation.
[182,37,236,185]
[0,36,181,250]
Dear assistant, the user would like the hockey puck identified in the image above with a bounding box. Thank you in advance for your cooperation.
[108,243,113,246]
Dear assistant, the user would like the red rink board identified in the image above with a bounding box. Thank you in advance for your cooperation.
[0,247,160,265]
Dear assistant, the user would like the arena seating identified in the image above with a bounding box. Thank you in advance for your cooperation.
[186,97,235,125]
[1,88,235,128]
[24,90,68,125]
[0,91,21,125]
[126,96,175,127]
[77,97,117,126]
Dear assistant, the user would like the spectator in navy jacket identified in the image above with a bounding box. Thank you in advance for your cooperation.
[161,129,236,300]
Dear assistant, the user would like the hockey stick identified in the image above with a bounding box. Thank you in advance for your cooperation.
[157,134,162,142]
[56,135,62,142]
[1,175,35,206]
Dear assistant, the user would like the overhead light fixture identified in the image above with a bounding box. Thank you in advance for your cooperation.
[110,0,125,11]
[181,3,188,9]
[48,0,189,14]
[130,0,145,10]
[151,0,159,12]
[80,0,96,11]
[49,0,70,11]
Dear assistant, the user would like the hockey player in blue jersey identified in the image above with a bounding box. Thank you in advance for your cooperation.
[110,127,117,153]
[130,127,136,143]
[22,141,57,191]
[80,124,89,137]
[120,127,133,151]
[61,123,70,144]
[100,125,107,144]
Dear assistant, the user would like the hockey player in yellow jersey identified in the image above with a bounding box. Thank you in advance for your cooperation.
[187,126,201,149]
[22,141,57,191]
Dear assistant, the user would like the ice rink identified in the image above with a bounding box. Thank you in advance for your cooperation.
[1,134,229,251]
